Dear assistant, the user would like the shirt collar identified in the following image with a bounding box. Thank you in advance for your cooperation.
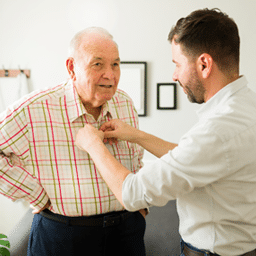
[65,80,119,122]
[64,80,86,123]
[99,92,120,120]
[196,76,248,119]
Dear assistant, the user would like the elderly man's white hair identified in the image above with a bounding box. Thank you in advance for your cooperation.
[68,27,117,58]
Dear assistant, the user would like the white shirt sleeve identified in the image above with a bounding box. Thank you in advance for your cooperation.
[122,121,228,211]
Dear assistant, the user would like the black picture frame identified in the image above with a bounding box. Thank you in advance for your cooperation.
[118,61,147,116]
[157,83,177,110]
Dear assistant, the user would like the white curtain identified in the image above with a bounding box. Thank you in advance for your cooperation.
[0,73,29,113]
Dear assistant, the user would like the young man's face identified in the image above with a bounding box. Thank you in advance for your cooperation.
[172,40,205,104]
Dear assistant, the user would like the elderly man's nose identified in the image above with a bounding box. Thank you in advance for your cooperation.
[103,66,115,79]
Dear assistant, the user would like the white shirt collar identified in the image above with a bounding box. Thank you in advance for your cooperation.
[196,76,248,120]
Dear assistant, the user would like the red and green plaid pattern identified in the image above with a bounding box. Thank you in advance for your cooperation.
[0,80,144,216]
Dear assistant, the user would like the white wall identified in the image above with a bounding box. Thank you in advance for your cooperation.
[1,0,256,234]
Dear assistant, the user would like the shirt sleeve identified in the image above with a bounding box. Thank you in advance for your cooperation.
[0,107,49,210]
[122,122,228,211]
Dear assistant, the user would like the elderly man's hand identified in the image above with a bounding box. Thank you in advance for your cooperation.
[30,199,51,214]
[75,124,105,153]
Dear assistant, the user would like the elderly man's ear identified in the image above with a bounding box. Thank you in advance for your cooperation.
[66,58,76,80]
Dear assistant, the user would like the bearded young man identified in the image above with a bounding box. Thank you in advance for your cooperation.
[76,9,256,256]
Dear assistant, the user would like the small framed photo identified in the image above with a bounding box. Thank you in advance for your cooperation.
[118,62,147,116]
[157,83,177,110]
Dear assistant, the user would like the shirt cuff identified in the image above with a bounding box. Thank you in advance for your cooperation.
[122,173,150,211]
[28,186,50,211]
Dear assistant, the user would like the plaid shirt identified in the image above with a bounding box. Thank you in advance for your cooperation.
[0,80,144,216]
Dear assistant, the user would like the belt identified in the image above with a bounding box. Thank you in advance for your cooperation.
[183,243,256,256]
[40,209,133,227]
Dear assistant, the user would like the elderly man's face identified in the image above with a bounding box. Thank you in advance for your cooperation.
[71,35,121,110]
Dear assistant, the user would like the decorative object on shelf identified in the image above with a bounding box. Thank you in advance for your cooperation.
[0,66,30,112]
[0,66,30,78]
[157,83,177,110]
[118,62,147,116]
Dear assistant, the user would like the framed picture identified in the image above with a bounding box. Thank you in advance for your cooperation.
[157,83,177,110]
[118,61,147,116]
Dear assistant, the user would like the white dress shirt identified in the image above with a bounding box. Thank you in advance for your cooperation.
[122,76,256,255]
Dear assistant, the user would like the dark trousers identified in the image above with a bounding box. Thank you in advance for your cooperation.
[27,211,146,256]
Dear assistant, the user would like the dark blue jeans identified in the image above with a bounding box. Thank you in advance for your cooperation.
[180,239,256,256]
[27,211,146,256]
[180,239,215,256]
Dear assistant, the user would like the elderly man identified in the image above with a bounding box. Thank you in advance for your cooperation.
[0,27,146,256]
[76,9,256,256]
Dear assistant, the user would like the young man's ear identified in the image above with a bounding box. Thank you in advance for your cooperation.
[197,53,213,79]
[66,58,76,80]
